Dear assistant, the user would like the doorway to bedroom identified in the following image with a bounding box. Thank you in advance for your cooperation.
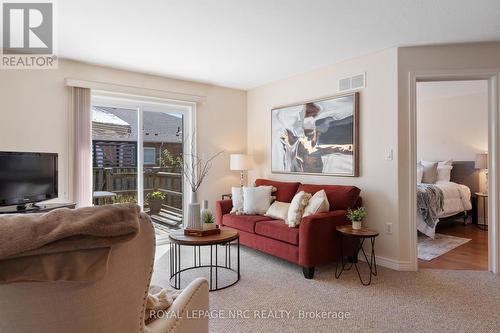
[416,80,489,270]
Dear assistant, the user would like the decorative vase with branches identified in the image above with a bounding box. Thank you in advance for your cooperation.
[182,134,223,203]
[182,134,223,230]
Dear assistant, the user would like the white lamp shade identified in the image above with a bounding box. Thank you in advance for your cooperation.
[475,153,488,170]
[230,154,251,171]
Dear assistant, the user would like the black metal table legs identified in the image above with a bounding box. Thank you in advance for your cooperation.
[169,238,240,291]
[477,195,488,231]
[335,236,377,286]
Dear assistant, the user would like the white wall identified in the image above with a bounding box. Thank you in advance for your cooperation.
[0,59,247,212]
[417,80,488,161]
[247,48,400,263]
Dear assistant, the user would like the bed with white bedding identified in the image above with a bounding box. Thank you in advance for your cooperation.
[417,181,472,238]
[416,160,477,238]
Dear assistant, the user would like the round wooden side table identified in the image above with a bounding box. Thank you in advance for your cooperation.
[169,227,240,291]
[335,225,379,286]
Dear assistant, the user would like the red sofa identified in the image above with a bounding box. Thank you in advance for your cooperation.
[216,179,361,279]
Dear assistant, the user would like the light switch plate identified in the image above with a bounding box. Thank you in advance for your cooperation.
[384,148,393,161]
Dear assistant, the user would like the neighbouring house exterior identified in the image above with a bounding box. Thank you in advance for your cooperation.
[92,106,183,168]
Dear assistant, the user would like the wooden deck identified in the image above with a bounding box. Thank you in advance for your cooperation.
[148,205,183,227]
[93,166,183,227]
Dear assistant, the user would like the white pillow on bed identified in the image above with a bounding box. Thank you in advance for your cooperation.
[437,165,453,182]
[417,163,424,184]
[421,160,453,183]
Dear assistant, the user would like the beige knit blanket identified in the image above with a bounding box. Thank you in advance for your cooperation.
[0,204,140,283]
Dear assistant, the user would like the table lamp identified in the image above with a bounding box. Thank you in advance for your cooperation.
[230,154,251,187]
[475,152,488,193]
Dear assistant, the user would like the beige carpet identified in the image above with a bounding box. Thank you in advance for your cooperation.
[152,245,500,333]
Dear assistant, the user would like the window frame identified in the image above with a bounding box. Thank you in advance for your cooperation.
[143,147,157,165]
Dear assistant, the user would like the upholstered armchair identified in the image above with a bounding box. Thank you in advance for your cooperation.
[0,213,209,333]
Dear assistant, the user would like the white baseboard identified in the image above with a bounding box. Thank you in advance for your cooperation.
[358,254,414,271]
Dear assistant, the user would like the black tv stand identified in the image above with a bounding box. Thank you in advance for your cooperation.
[15,203,38,212]
[0,202,76,214]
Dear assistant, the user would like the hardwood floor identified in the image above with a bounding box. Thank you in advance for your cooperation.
[418,222,488,270]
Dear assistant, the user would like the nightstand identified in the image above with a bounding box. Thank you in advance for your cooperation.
[475,192,488,231]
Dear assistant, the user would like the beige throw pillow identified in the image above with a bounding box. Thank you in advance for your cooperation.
[243,186,273,215]
[265,201,290,221]
[421,161,438,184]
[303,190,330,217]
[287,191,312,227]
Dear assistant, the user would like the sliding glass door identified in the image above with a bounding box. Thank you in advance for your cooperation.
[91,94,192,230]
[142,110,184,227]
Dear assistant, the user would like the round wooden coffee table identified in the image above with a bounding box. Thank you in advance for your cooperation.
[335,225,379,286]
[169,227,240,291]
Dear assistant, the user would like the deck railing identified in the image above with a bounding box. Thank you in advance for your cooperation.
[93,166,183,225]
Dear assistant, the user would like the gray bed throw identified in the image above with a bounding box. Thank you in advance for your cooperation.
[417,184,444,228]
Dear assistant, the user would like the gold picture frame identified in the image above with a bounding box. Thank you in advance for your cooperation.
[271,92,359,177]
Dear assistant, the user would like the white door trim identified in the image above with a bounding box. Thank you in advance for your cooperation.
[408,69,500,274]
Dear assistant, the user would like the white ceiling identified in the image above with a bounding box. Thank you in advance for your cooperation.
[58,0,500,90]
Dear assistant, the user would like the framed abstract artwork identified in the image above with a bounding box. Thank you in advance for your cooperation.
[271,92,359,176]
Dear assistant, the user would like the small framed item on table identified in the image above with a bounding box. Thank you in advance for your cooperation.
[335,225,379,286]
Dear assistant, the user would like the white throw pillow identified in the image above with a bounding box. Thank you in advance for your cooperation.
[417,163,424,184]
[287,191,312,228]
[243,186,273,215]
[437,165,453,182]
[230,187,244,214]
[265,201,290,221]
[303,190,330,217]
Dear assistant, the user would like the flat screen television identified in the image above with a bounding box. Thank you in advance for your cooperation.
[0,152,58,208]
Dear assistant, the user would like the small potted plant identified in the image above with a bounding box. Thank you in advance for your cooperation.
[347,207,367,230]
[146,191,166,214]
[202,211,217,230]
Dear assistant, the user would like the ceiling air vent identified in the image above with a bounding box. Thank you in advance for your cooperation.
[338,72,366,92]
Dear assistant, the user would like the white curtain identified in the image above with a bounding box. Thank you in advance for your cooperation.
[73,87,92,207]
